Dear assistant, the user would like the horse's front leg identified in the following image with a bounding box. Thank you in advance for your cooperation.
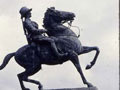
[80,46,100,70]
[69,51,93,87]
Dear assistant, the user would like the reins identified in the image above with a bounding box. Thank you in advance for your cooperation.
[67,20,81,38]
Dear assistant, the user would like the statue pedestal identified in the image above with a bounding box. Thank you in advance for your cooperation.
[45,87,98,90]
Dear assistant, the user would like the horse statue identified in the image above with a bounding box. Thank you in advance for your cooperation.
[0,7,100,90]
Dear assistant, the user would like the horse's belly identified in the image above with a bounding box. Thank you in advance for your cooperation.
[14,45,63,67]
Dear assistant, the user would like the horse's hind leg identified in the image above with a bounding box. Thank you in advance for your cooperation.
[17,68,42,90]
[17,72,30,90]
[80,46,100,70]
[69,51,93,87]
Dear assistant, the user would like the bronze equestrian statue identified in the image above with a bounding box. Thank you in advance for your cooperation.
[0,7,100,90]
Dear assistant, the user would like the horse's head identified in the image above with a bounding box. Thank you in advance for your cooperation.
[43,7,75,28]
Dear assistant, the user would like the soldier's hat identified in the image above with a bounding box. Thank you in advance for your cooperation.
[19,7,32,18]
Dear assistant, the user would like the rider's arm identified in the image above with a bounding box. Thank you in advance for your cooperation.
[39,29,48,33]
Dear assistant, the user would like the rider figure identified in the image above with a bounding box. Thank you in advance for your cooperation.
[19,7,67,57]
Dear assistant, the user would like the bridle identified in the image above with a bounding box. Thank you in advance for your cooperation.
[66,20,81,38]
[54,20,81,38]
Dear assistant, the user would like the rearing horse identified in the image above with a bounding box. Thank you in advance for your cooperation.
[0,7,100,90]
[43,7,100,87]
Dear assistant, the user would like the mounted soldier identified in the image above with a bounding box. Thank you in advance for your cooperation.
[19,6,67,58]
[0,7,100,90]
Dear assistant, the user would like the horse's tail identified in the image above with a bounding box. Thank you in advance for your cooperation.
[0,52,15,70]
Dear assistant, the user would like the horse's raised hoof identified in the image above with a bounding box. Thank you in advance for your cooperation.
[85,64,92,70]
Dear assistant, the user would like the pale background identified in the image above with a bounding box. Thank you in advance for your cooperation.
[0,0,119,90]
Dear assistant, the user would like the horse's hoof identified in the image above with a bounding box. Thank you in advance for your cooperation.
[87,82,93,87]
[23,88,30,90]
[38,85,43,90]
[85,64,92,70]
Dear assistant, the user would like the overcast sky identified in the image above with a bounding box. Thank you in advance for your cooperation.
[0,0,119,90]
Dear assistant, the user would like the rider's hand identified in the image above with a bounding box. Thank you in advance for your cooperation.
[38,29,48,34]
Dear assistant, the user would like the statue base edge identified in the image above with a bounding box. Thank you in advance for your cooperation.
[44,87,98,90]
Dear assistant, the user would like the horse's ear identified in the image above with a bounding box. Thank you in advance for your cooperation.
[50,7,55,10]
[46,7,56,16]
[48,7,55,12]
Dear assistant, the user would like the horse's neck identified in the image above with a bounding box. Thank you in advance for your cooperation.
[47,23,77,37]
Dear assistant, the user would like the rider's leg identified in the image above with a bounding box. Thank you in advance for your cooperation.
[42,37,67,57]
[33,36,67,57]
[50,41,67,57]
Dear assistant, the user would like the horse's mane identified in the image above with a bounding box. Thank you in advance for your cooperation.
[43,9,51,29]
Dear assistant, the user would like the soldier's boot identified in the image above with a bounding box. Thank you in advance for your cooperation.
[51,42,68,57]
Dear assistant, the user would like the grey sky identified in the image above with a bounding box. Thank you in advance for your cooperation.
[0,0,119,90]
